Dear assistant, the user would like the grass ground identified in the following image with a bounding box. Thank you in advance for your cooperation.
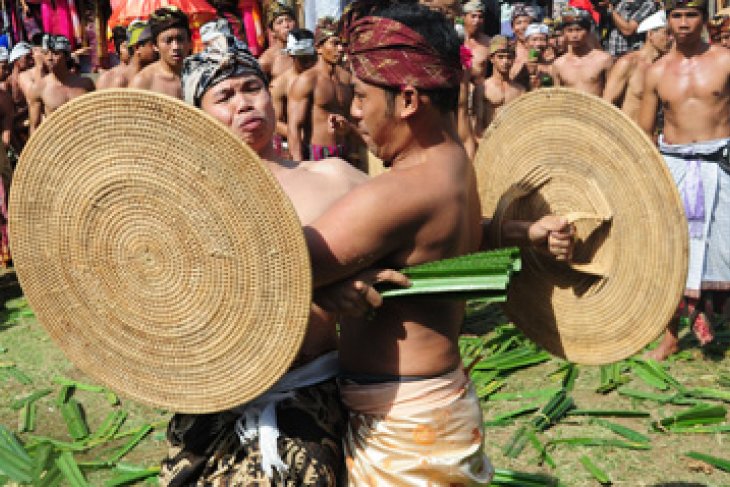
[1,270,729,486]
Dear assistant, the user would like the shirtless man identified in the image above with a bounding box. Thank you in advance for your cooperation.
[509,4,535,88]
[28,35,95,134]
[301,5,573,484]
[525,22,556,89]
[639,0,729,360]
[553,7,613,96]
[18,40,47,103]
[165,43,369,486]
[287,17,352,161]
[258,1,296,80]
[97,21,156,89]
[603,11,671,120]
[7,42,34,156]
[270,28,316,153]
[463,0,491,82]
[130,7,191,99]
[477,36,525,135]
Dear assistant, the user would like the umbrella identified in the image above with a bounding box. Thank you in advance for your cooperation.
[108,0,217,28]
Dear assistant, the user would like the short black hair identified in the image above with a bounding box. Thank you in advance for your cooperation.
[149,7,191,43]
[369,2,460,114]
[112,26,127,56]
[289,28,314,41]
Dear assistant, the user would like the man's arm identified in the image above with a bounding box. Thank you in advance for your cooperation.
[608,8,640,36]
[603,56,630,106]
[129,70,151,90]
[638,64,661,136]
[304,174,427,287]
[28,83,43,135]
[287,74,314,161]
[552,60,563,86]
[472,79,485,138]
[270,73,289,138]
[0,93,13,148]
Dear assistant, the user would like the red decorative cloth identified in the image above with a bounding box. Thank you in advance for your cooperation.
[347,16,462,90]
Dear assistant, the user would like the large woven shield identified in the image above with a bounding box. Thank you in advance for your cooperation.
[475,88,688,365]
[9,90,311,413]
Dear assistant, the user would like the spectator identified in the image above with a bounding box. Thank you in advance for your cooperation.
[604,0,656,56]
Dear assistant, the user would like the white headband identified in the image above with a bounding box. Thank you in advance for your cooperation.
[525,23,549,38]
[283,33,315,56]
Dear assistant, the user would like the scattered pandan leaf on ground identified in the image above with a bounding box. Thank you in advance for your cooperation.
[684,451,730,473]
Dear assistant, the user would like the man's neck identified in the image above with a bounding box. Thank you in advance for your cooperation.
[129,55,146,74]
[568,42,591,56]
[316,57,336,76]
[675,36,708,58]
[388,112,458,169]
[639,42,661,62]
[271,37,286,50]
[491,69,509,82]
[158,59,182,76]
[465,29,481,43]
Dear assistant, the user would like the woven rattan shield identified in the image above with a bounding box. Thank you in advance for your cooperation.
[475,88,688,365]
[9,89,311,413]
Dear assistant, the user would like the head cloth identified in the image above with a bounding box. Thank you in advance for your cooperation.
[315,16,339,46]
[42,34,71,52]
[664,0,706,11]
[182,44,266,107]
[149,6,190,41]
[347,16,462,90]
[463,0,483,14]
[266,0,296,26]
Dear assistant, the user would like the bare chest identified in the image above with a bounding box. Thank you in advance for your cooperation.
[657,61,729,107]
[314,75,351,114]
[42,83,89,114]
[485,81,522,107]
[560,56,605,86]
[271,54,294,80]
[150,73,182,99]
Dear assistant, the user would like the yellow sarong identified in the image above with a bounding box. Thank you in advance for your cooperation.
[340,368,493,486]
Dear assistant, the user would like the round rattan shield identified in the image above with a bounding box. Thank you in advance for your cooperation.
[9,90,311,413]
[475,88,687,365]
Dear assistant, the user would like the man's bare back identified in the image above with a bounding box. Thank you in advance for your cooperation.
[641,44,730,143]
[554,48,613,96]
[130,62,182,98]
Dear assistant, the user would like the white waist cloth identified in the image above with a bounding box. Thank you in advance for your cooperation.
[233,351,339,477]
[659,136,730,294]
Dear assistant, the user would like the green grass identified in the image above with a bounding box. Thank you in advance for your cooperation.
[1,271,730,486]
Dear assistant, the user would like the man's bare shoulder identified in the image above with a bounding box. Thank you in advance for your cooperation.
[707,44,730,68]
[299,157,368,189]
[97,65,127,88]
[130,63,157,88]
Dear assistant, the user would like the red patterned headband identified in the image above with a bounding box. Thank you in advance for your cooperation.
[347,16,462,90]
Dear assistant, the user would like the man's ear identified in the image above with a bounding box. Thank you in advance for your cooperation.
[399,84,419,119]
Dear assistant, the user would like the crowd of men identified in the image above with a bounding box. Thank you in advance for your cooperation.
[1,0,728,485]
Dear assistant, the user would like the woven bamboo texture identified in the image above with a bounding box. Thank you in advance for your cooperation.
[475,88,688,365]
[8,89,311,413]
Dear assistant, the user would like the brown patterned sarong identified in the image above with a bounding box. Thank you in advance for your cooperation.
[159,378,346,487]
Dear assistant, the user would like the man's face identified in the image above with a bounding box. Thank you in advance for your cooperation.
[136,41,158,65]
[119,40,131,64]
[527,33,548,52]
[43,49,66,71]
[200,74,276,155]
[649,26,672,53]
[464,11,484,35]
[317,36,342,65]
[272,14,296,43]
[491,51,514,74]
[564,24,588,46]
[667,8,705,43]
[721,31,730,48]
[155,28,191,68]
[293,54,316,71]
[512,15,532,41]
[17,52,34,71]
[350,76,398,161]
[32,46,44,67]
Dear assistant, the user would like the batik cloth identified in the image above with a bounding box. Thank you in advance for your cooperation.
[660,136,730,298]
[159,353,346,487]
[347,16,462,89]
[307,143,348,161]
[340,368,494,487]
